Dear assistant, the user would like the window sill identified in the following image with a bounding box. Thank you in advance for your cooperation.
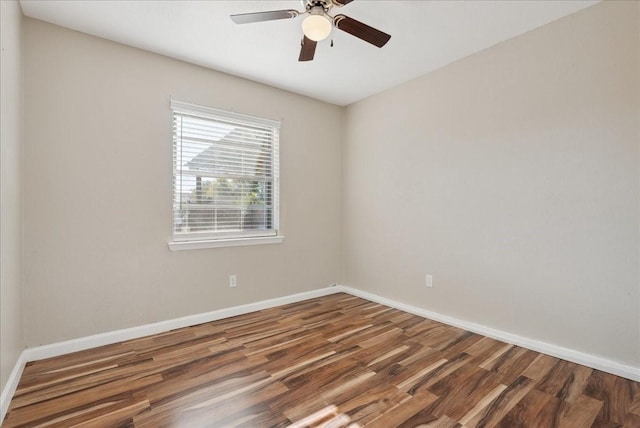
[168,236,284,251]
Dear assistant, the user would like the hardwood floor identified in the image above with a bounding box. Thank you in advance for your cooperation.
[3,293,639,427]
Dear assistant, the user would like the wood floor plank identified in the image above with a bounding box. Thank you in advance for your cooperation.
[440,331,484,359]
[536,360,579,396]
[623,412,640,428]
[464,336,506,357]
[557,364,593,404]
[4,293,639,427]
[533,395,570,427]
[23,397,145,428]
[273,358,371,416]
[11,359,158,409]
[422,415,463,428]
[365,390,439,428]
[629,388,640,415]
[170,381,288,427]
[395,343,440,367]
[412,325,468,351]
[428,365,504,420]
[557,394,603,428]
[5,374,162,426]
[67,398,150,428]
[522,353,560,381]
[216,403,293,428]
[333,382,410,426]
[494,388,553,427]
[585,369,639,425]
[456,375,535,427]
[486,346,539,385]
[396,409,440,428]
[532,392,602,428]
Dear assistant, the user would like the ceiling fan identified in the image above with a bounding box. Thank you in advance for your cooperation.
[230,0,391,62]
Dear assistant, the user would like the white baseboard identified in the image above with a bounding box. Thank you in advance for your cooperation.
[0,350,27,423]
[24,286,340,362]
[339,285,640,382]
[2,284,638,422]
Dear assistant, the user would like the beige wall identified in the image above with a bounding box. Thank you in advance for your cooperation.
[22,19,343,346]
[1,0,24,391]
[344,1,639,367]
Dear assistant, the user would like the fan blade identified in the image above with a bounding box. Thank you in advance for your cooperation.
[332,0,354,6]
[299,36,317,61]
[333,14,391,47]
[230,10,299,24]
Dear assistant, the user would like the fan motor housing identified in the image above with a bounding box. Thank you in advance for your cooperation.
[304,0,346,12]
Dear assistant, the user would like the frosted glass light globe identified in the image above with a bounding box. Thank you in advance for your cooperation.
[302,14,332,41]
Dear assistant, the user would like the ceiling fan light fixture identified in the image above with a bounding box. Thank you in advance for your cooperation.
[230,0,392,62]
[302,9,332,41]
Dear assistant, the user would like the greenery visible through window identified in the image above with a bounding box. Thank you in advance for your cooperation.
[171,100,280,242]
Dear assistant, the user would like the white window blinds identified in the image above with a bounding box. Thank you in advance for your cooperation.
[171,100,280,242]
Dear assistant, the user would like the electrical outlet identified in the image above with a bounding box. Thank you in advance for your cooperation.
[229,274,237,288]
[426,274,433,288]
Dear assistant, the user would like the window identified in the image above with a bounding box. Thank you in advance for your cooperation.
[169,100,282,250]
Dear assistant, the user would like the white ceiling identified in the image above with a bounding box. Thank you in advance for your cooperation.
[20,0,598,106]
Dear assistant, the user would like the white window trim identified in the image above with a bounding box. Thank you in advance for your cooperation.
[171,100,280,129]
[168,235,285,251]
[169,99,282,250]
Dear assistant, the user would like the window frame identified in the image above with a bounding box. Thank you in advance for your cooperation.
[168,100,283,251]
